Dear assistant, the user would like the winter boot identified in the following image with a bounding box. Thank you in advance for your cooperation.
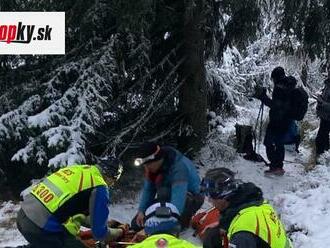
[264,168,285,176]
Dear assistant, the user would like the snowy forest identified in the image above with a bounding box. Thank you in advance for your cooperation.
[1,0,330,247]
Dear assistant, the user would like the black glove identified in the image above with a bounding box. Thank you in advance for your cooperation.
[253,85,266,99]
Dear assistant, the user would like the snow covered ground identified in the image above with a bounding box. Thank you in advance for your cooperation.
[216,151,330,248]
[1,95,330,248]
[1,145,330,247]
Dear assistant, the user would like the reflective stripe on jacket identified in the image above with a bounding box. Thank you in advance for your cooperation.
[227,202,293,248]
[22,165,108,234]
[31,165,106,212]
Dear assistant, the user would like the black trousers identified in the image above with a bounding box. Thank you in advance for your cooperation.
[16,209,85,248]
[265,144,285,169]
[264,125,285,169]
[131,192,204,231]
[180,193,204,229]
[316,119,330,155]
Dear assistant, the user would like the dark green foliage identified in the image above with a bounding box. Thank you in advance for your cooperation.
[281,0,330,60]
[303,2,325,60]
[0,0,209,197]
[204,0,223,60]
[281,0,302,35]
[109,0,155,33]
[7,0,330,199]
[221,0,261,50]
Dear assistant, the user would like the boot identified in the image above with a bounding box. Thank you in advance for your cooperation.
[264,168,285,176]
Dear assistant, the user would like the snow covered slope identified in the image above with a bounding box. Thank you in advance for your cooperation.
[1,145,330,247]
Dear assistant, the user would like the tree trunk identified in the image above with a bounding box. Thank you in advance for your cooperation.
[178,0,207,156]
[327,28,330,79]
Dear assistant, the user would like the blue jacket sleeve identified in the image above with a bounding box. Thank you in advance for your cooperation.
[89,186,110,240]
[171,182,188,213]
[170,160,189,213]
[138,179,156,213]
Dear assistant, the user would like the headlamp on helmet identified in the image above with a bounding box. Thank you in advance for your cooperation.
[134,145,161,167]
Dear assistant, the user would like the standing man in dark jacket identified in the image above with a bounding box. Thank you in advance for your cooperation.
[131,142,204,231]
[201,168,293,248]
[254,67,298,176]
[16,157,124,248]
[316,78,330,159]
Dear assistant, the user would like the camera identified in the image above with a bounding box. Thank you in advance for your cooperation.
[253,85,266,99]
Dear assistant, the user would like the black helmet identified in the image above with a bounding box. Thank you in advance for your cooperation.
[271,66,285,83]
[98,156,123,181]
[201,167,240,199]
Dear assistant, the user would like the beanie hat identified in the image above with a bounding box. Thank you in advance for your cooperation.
[271,66,286,82]
[144,202,180,235]
[135,142,163,165]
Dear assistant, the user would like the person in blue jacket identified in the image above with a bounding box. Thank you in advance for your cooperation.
[131,142,204,231]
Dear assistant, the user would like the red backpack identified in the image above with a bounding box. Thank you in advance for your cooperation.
[191,207,220,240]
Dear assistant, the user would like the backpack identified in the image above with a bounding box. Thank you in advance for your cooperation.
[191,207,220,239]
[290,87,308,121]
[235,124,268,164]
[235,124,254,154]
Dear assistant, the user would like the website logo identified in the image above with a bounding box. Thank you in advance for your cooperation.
[0,12,65,54]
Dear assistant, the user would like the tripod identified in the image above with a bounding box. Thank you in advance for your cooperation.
[254,102,264,154]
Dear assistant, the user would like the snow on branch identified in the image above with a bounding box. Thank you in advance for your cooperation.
[8,42,118,167]
[11,138,37,164]
[0,95,41,142]
[47,127,85,168]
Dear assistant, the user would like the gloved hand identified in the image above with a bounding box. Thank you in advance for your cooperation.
[106,228,124,242]
[253,85,266,99]
[64,214,87,236]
